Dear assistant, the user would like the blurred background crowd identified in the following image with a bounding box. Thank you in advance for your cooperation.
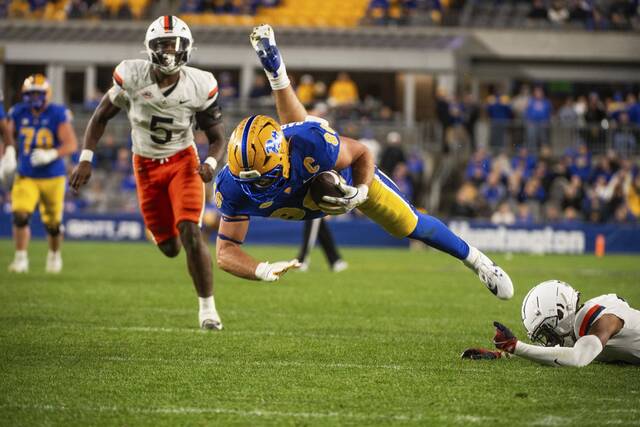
[2,0,640,31]
[1,0,639,226]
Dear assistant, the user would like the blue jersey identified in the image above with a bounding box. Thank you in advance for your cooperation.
[9,102,69,178]
[0,91,5,120]
[215,120,353,220]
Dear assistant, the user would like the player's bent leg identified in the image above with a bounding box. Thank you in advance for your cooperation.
[38,176,66,274]
[9,212,31,273]
[177,221,222,331]
[157,237,181,258]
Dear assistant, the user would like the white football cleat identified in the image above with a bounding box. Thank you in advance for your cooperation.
[8,258,29,273]
[199,311,223,331]
[464,246,514,300]
[331,260,348,273]
[45,252,62,274]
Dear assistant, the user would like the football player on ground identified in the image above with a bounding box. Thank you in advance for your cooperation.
[0,75,78,273]
[462,280,640,366]
[69,16,226,330]
[212,24,514,301]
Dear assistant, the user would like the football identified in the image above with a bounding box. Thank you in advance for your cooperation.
[309,170,344,206]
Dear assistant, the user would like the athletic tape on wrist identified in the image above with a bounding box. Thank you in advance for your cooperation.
[204,157,217,171]
[79,149,94,163]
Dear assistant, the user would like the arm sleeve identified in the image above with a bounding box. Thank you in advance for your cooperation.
[513,335,603,367]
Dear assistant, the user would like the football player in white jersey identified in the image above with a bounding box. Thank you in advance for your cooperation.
[463,280,640,366]
[70,16,226,330]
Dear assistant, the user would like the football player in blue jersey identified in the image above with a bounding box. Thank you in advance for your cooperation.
[0,74,78,273]
[213,24,513,300]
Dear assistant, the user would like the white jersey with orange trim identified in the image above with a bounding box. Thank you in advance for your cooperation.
[108,59,218,159]
[573,294,640,364]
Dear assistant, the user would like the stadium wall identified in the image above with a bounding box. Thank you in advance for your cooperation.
[1,212,639,254]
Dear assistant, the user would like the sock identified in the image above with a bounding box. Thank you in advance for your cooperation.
[47,250,60,260]
[15,250,27,262]
[408,213,470,260]
[198,296,217,315]
[463,246,480,269]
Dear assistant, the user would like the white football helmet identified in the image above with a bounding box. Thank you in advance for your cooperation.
[144,15,193,75]
[521,280,581,347]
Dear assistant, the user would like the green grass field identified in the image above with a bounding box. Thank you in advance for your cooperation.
[1,240,639,426]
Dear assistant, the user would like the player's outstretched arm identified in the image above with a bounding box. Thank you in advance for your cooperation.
[69,94,120,192]
[216,216,300,281]
[249,24,307,124]
[493,318,621,367]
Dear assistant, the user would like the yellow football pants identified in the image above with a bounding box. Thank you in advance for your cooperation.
[11,175,66,226]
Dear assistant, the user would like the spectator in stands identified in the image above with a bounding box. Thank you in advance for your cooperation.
[180,0,204,13]
[96,133,118,170]
[218,71,238,103]
[613,112,637,158]
[465,147,491,185]
[486,94,514,150]
[626,173,640,218]
[610,0,635,30]
[569,143,592,181]
[525,86,552,149]
[491,201,515,225]
[561,175,585,215]
[511,147,537,179]
[544,204,562,222]
[528,0,549,21]
[512,84,530,119]
[516,203,535,224]
[296,74,315,107]
[452,181,479,218]
[248,74,271,101]
[548,0,570,25]
[66,0,88,19]
[584,92,607,147]
[574,95,588,124]
[366,0,389,25]
[480,171,506,210]
[328,72,359,107]
[379,131,406,177]
[462,93,480,149]
[627,93,640,125]
[558,97,579,124]
[446,95,471,154]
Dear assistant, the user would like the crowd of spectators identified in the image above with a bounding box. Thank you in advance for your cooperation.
[1,0,150,20]
[528,0,640,31]
[452,143,640,224]
[436,84,640,154]
[179,0,278,15]
[363,0,464,26]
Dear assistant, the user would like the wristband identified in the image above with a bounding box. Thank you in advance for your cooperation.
[79,149,94,163]
[204,157,218,171]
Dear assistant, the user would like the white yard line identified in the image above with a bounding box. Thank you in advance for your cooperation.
[0,403,423,422]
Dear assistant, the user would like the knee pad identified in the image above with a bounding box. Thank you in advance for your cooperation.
[45,223,62,237]
[13,213,31,228]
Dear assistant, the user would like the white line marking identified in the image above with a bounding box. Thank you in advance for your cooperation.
[0,403,423,422]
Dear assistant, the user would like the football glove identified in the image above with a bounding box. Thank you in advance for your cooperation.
[460,348,506,360]
[255,259,301,282]
[30,148,59,167]
[0,145,17,183]
[250,24,290,90]
[319,183,369,215]
[493,321,518,354]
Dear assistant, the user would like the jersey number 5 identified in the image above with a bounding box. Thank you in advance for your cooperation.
[150,115,173,144]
